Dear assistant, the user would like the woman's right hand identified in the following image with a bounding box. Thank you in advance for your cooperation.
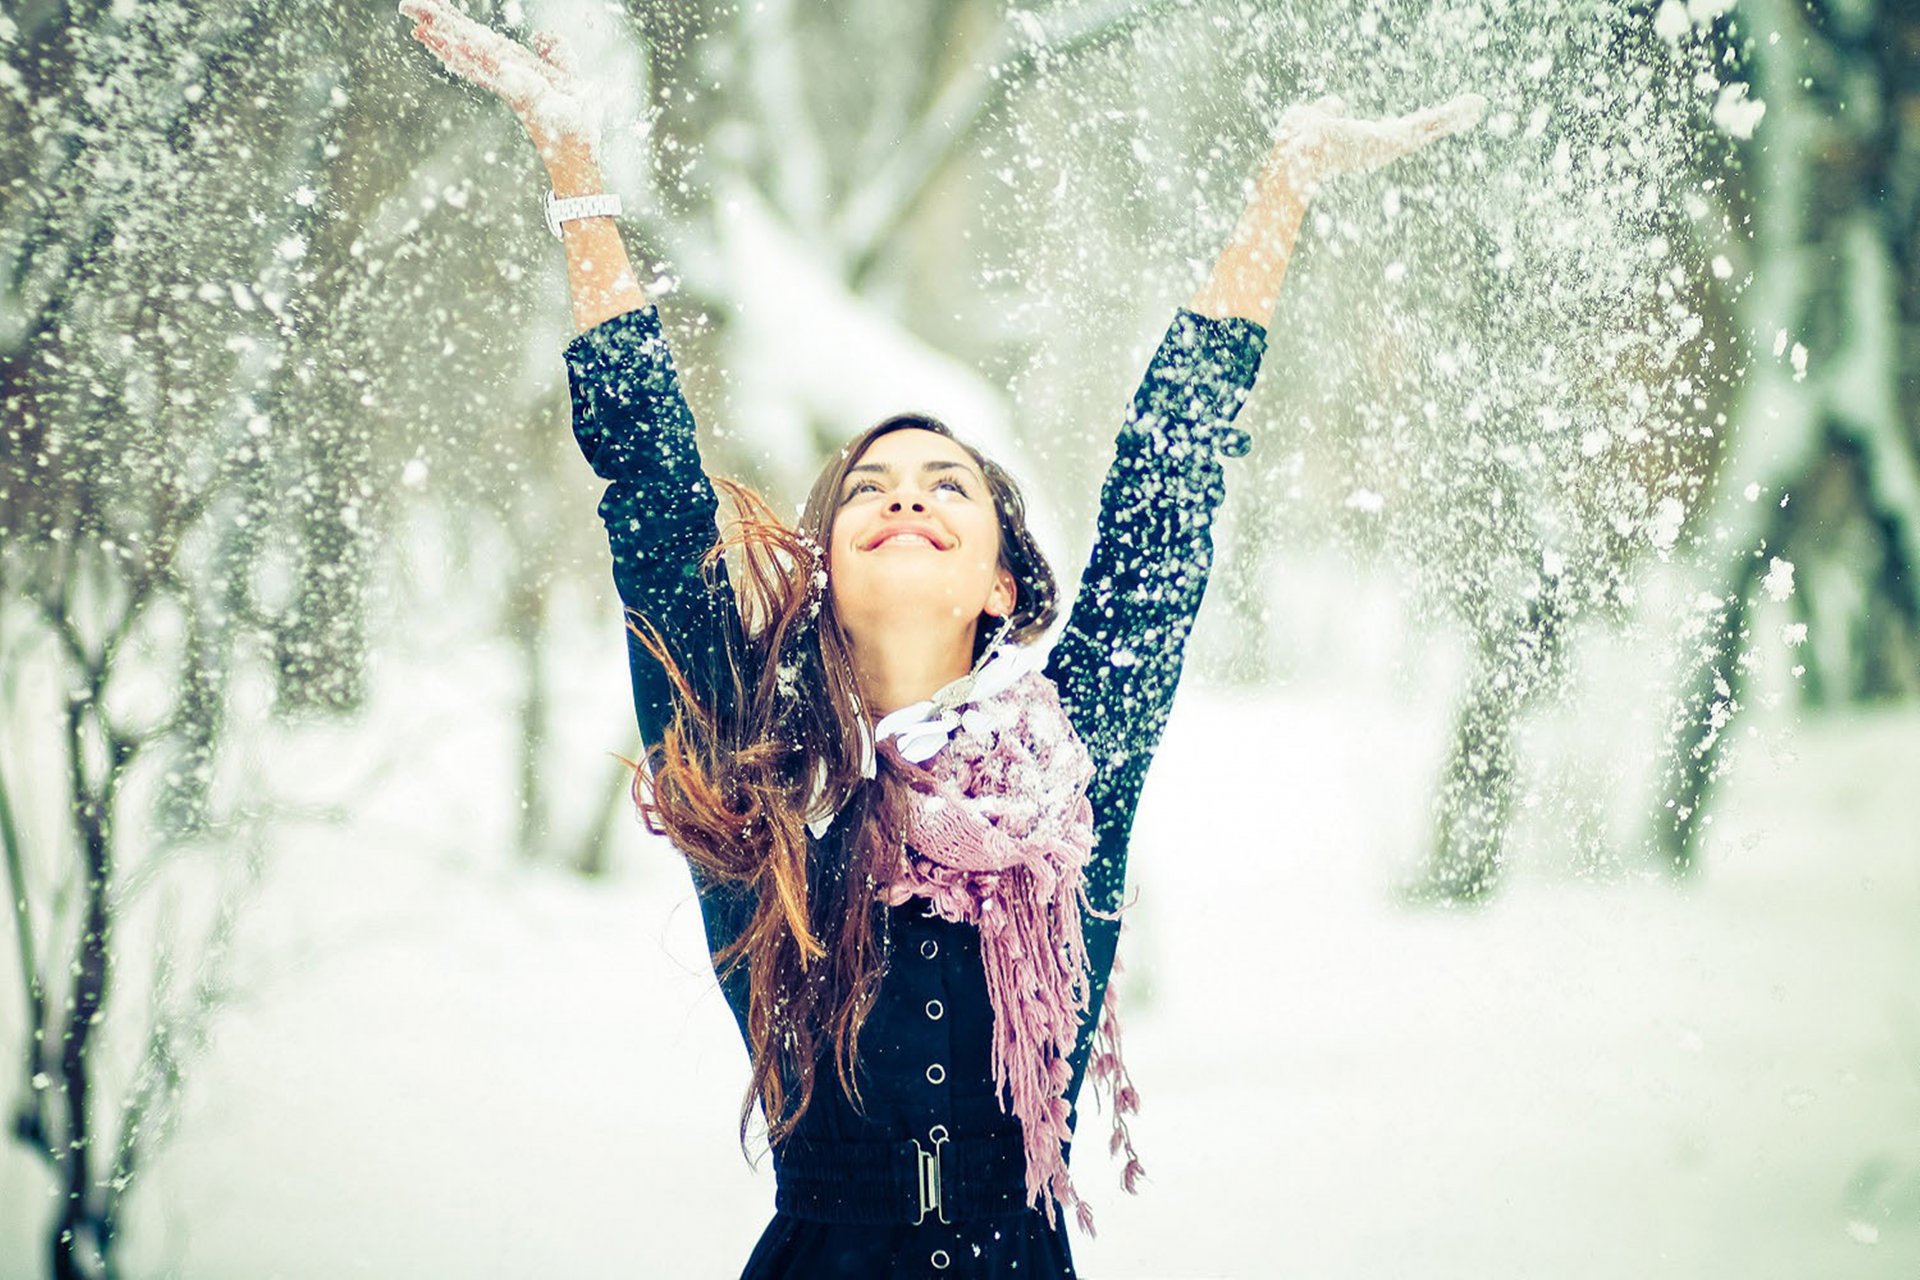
[399,0,602,164]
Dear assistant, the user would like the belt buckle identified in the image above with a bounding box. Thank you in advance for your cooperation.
[911,1128,952,1226]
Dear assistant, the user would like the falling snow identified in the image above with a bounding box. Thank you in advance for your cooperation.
[1,1,1915,1276]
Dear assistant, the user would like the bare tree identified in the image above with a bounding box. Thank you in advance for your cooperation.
[0,5,392,1273]
[1651,0,1920,872]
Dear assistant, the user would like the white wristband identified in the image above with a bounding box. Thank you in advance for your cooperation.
[545,190,622,240]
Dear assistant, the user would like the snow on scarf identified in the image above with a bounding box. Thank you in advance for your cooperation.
[856,638,1145,1238]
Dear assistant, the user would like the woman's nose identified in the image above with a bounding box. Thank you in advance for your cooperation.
[887,495,927,511]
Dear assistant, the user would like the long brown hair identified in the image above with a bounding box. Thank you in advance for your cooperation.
[630,413,1059,1159]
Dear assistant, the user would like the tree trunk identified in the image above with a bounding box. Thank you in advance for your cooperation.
[1411,588,1570,901]
[1652,0,1920,870]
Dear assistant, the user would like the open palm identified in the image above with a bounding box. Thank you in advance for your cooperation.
[399,0,600,151]
[1273,92,1488,185]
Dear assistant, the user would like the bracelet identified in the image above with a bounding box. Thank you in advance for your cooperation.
[545,189,623,240]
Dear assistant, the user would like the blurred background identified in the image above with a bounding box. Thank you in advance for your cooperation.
[1,0,1916,1276]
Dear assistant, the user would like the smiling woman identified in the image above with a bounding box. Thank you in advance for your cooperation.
[827,430,1020,722]
[396,0,1483,1273]
[574,299,1262,1276]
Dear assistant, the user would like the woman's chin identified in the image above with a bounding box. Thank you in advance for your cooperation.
[835,580,983,626]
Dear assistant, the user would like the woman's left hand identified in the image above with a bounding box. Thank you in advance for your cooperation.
[1192,92,1486,325]
[1264,93,1488,190]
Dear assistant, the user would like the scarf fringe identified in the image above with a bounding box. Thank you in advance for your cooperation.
[1090,937,1146,1196]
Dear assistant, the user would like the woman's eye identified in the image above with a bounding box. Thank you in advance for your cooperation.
[845,478,968,498]
[843,476,970,502]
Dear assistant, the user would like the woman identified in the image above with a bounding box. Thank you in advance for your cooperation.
[400,3,1482,1274]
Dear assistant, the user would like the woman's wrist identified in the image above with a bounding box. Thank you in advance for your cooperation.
[539,135,604,196]
[1255,137,1325,203]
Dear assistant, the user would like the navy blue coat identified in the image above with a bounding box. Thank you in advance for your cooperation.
[565,303,1266,1277]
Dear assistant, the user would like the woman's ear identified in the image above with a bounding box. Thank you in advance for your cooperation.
[988,567,1017,618]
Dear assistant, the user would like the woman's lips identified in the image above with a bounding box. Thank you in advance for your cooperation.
[865,526,950,550]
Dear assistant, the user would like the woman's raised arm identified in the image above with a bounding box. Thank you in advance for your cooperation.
[1191,93,1488,327]
[401,0,648,333]
[1049,92,1488,918]
[399,0,740,761]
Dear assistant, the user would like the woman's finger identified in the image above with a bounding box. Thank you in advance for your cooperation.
[399,0,600,147]
[403,0,485,42]
[531,30,580,79]
[406,0,562,98]
[1408,93,1487,140]
[416,26,492,85]
[418,23,547,109]
[428,25,506,81]
[409,10,487,72]
[1266,89,1488,184]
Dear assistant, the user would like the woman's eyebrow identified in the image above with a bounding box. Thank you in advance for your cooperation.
[845,460,976,478]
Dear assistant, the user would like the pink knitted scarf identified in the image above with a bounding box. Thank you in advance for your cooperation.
[871,665,1145,1238]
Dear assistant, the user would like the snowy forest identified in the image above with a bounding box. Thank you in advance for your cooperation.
[1,0,1916,1276]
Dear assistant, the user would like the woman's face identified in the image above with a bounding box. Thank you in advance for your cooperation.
[827,428,1016,642]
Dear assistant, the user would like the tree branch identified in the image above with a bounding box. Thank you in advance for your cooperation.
[834,0,1187,283]
[0,752,52,1159]
[742,0,831,237]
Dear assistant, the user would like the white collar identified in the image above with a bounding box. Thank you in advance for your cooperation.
[803,639,1048,840]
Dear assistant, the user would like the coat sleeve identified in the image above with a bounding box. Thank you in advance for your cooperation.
[565,303,755,964]
[1042,307,1268,917]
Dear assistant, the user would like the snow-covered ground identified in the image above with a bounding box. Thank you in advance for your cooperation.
[2,585,1915,1280]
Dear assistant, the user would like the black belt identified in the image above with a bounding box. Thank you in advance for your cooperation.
[773,1127,1062,1226]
